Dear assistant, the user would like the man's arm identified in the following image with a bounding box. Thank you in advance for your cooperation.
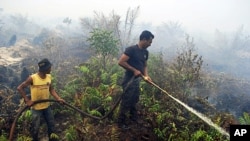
[143,61,149,76]
[118,54,141,76]
[49,86,64,103]
[17,76,33,106]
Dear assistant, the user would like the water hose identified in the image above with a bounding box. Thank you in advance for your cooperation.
[9,76,135,141]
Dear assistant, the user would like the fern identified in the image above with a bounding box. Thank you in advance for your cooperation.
[65,125,77,141]
[17,135,32,141]
[88,109,102,116]
[190,130,213,141]
[79,65,90,73]
[49,133,59,140]
[110,73,118,87]
[239,112,250,124]
[149,103,160,113]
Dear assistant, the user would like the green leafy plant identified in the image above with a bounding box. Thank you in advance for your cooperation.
[169,35,203,102]
[17,134,32,141]
[87,28,119,70]
[154,127,168,140]
[17,110,32,136]
[190,129,213,141]
[49,133,59,140]
[239,112,250,124]
[65,125,77,141]
[0,131,8,141]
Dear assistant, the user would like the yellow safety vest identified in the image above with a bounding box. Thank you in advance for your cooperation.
[30,73,51,110]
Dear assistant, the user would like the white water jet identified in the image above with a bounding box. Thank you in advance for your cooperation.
[167,93,230,137]
[146,78,230,138]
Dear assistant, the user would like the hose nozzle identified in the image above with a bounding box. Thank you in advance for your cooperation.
[140,74,152,84]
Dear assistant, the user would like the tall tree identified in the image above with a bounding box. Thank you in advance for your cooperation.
[120,6,140,52]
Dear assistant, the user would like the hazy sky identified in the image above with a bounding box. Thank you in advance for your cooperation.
[1,0,250,32]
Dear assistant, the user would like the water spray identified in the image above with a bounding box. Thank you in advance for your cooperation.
[141,75,230,138]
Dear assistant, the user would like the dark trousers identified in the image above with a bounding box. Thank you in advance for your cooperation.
[118,78,140,125]
[31,107,55,141]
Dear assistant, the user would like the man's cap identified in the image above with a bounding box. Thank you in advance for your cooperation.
[38,58,52,72]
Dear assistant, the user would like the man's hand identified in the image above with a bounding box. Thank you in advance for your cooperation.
[57,97,65,104]
[134,69,142,77]
[141,75,152,84]
[25,100,34,107]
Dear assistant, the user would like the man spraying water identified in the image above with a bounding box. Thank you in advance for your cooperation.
[117,30,154,129]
